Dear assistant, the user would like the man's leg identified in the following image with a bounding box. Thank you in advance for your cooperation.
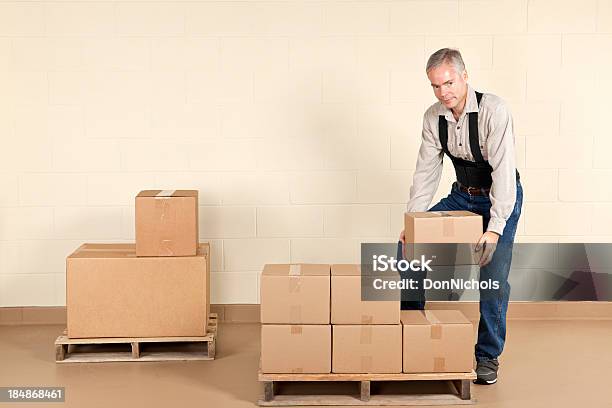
[473,182,523,383]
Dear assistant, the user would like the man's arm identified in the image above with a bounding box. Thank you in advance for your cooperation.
[485,102,517,235]
[406,112,444,213]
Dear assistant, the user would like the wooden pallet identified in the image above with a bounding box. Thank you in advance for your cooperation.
[258,371,476,406]
[55,313,217,363]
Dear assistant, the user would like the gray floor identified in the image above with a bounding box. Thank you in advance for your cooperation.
[1,320,611,407]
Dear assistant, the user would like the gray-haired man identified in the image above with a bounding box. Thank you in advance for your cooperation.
[399,48,523,385]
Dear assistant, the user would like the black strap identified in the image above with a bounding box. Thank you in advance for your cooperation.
[468,91,485,163]
[438,115,449,156]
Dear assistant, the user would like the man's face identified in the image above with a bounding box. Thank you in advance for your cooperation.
[427,62,468,110]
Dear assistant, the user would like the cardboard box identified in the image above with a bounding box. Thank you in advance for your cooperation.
[404,211,483,265]
[261,325,331,373]
[67,243,210,338]
[260,264,330,324]
[401,310,473,373]
[332,325,402,373]
[331,264,400,324]
[135,190,198,257]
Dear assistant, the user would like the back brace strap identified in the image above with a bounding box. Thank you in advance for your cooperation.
[438,92,521,188]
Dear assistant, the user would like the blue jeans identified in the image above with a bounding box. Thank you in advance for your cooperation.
[403,180,523,362]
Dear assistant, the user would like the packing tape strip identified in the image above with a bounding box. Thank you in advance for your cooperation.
[361,355,373,373]
[360,326,373,345]
[425,311,443,339]
[433,357,446,372]
[430,324,442,340]
[290,325,302,335]
[289,306,302,323]
[289,276,301,293]
[289,264,302,276]
[425,310,441,324]
[77,247,132,252]
[425,310,442,324]
[442,217,454,237]
[361,315,374,324]
[156,190,176,197]
[154,193,171,221]
[158,240,174,256]
[431,211,455,237]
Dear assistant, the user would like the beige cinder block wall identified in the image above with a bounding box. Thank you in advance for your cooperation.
[0,0,611,306]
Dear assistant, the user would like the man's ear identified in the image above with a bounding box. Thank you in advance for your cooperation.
[462,70,468,82]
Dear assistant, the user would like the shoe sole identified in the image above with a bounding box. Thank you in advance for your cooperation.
[473,378,497,385]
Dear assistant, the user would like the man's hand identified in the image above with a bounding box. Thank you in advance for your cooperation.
[475,231,500,267]
[399,229,406,244]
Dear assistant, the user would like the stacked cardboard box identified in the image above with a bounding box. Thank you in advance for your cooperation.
[66,243,209,338]
[66,190,208,339]
[331,264,401,373]
[259,262,476,374]
[136,190,199,257]
[401,210,481,373]
[259,263,402,374]
[401,310,473,373]
[260,264,331,373]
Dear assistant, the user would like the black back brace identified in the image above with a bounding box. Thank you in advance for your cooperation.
[438,91,519,189]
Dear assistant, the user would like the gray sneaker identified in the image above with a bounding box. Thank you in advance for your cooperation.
[474,359,499,385]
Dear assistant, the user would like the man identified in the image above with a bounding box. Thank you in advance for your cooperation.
[399,48,523,385]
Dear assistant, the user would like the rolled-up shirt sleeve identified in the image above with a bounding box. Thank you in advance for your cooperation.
[485,103,517,235]
[406,112,444,213]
